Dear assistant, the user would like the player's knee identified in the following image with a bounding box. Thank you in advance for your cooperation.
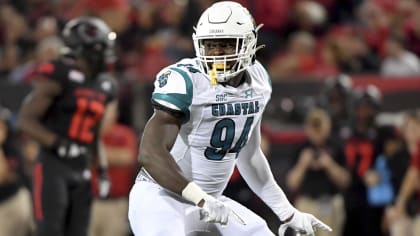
[130,224,183,236]
[247,220,273,236]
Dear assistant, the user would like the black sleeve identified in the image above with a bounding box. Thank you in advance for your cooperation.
[98,73,118,104]
[31,60,69,85]
[151,99,186,120]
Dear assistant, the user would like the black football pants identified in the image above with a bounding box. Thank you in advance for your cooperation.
[33,150,92,236]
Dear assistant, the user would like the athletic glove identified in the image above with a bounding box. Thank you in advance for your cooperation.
[51,137,87,159]
[182,182,246,225]
[278,209,332,236]
[97,167,111,198]
[199,194,231,225]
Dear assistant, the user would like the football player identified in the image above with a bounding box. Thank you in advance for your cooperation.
[18,17,118,236]
[128,1,332,235]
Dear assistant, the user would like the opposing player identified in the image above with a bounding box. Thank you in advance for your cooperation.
[18,16,118,236]
[128,1,332,235]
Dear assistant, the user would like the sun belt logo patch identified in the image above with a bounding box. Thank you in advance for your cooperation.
[158,71,171,88]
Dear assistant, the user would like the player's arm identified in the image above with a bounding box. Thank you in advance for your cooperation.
[236,118,295,221]
[141,108,237,225]
[138,108,190,196]
[142,68,232,225]
[141,67,197,198]
[91,99,118,198]
[93,100,118,168]
[17,79,61,147]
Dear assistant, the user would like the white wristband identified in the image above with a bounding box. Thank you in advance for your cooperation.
[181,182,207,205]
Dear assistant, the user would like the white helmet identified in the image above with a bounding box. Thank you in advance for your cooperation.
[193,1,263,83]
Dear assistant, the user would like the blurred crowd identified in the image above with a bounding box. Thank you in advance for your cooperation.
[0,102,139,236]
[1,0,420,85]
[1,0,420,236]
[228,75,420,236]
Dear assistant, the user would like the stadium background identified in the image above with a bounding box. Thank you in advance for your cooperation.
[1,0,420,235]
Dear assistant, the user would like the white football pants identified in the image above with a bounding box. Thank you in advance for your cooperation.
[128,181,275,236]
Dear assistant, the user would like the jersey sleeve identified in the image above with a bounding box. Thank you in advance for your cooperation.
[107,79,118,103]
[151,67,193,121]
[97,73,118,104]
[30,60,68,85]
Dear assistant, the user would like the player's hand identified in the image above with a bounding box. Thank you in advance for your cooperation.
[199,195,232,225]
[278,209,332,236]
[98,168,111,198]
[52,137,87,159]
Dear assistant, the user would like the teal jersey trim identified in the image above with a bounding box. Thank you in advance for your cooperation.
[169,67,193,102]
[152,67,193,122]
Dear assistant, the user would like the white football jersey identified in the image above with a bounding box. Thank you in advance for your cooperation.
[148,58,271,196]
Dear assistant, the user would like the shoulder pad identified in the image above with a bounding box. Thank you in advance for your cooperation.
[31,60,70,84]
[152,66,194,121]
